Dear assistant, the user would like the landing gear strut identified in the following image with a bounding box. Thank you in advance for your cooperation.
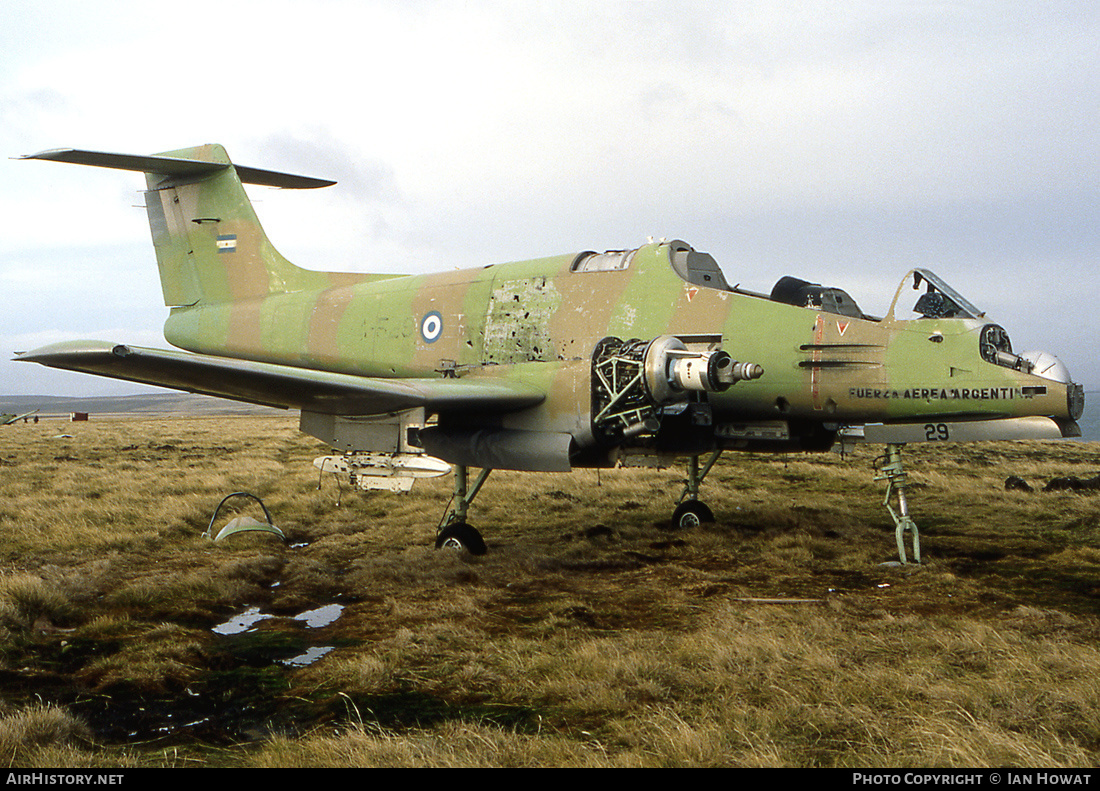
[435,465,492,555]
[671,449,722,529]
[873,443,921,564]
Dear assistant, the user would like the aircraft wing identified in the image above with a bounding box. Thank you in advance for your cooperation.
[15,340,545,416]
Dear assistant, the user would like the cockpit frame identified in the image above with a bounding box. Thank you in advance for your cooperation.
[885,268,985,322]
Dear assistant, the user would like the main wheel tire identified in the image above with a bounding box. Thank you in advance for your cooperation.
[671,501,715,530]
[434,522,488,555]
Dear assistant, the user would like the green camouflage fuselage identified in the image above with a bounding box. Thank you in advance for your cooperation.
[161,233,1077,451]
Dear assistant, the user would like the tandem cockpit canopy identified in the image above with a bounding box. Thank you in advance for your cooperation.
[764,268,986,324]
[582,240,982,328]
[662,240,870,319]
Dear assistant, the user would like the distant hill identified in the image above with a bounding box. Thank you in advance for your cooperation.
[0,393,284,418]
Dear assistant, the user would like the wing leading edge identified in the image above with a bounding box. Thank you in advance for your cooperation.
[15,341,545,416]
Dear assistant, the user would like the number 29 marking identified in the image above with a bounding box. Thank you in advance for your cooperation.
[924,423,950,441]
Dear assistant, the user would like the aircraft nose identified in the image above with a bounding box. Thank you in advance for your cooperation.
[1018,350,1084,422]
[1019,350,1073,384]
[1068,382,1086,422]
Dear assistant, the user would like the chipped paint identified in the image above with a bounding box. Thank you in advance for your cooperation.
[483,276,562,364]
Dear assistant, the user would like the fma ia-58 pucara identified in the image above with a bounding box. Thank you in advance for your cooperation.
[19,145,1084,561]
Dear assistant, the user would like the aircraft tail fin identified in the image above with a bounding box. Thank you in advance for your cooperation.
[21,145,338,307]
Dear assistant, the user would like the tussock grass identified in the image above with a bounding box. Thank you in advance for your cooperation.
[0,704,95,767]
[0,572,75,630]
[251,720,631,768]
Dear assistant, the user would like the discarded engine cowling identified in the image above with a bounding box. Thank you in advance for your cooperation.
[591,335,762,445]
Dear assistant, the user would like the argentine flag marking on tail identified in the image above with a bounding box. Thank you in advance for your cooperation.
[216,234,237,253]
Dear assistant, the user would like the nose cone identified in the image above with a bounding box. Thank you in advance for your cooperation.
[1019,350,1072,384]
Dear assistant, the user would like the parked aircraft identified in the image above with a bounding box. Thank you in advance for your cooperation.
[1,411,37,426]
[18,145,1084,562]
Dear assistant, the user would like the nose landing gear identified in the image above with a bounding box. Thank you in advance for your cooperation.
[874,443,921,564]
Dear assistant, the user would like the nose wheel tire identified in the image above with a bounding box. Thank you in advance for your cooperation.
[435,522,488,555]
[671,501,715,530]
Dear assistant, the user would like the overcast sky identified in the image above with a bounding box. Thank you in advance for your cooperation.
[2,0,1097,398]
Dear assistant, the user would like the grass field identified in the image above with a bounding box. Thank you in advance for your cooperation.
[0,414,1098,767]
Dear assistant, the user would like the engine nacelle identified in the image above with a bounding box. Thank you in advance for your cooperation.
[592,335,762,445]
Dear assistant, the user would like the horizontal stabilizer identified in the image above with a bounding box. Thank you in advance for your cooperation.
[15,340,545,416]
[19,148,335,189]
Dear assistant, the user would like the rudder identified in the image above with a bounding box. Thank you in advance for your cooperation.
[144,144,328,307]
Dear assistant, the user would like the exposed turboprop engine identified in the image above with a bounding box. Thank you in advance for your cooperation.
[643,335,763,401]
[591,335,762,445]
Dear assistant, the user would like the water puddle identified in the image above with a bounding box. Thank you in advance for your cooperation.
[211,603,345,666]
[212,606,271,635]
[212,603,345,636]
[293,603,344,628]
[279,646,335,667]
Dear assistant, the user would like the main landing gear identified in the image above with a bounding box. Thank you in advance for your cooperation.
[671,449,722,529]
[434,450,724,554]
[434,464,492,555]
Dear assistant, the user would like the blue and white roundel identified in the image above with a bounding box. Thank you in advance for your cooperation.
[420,311,443,343]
